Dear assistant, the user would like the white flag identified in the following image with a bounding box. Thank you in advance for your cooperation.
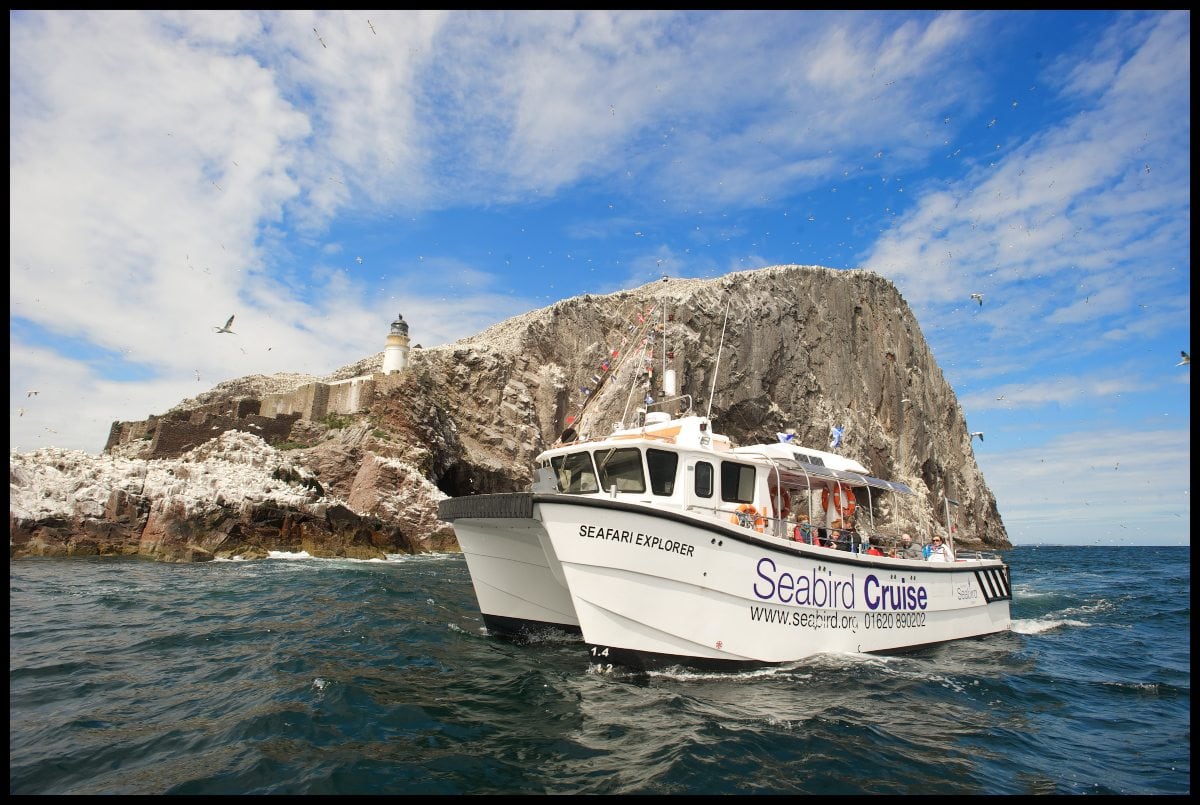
[829,425,844,449]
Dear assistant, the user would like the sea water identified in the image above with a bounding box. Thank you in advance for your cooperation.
[8,546,1190,795]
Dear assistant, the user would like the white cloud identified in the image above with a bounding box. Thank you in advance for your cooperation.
[9,11,1189,547]
[978,428,1190,546]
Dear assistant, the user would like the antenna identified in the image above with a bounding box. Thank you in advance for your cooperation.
[706,302,731,419]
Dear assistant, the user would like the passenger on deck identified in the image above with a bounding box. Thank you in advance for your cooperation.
[793,517,814,544]
[926,535,953,562]
[863,535,883,556]
[838,529,857,551]
[846,529,863,553]
[899,533,923,560]
[826,529,843,550]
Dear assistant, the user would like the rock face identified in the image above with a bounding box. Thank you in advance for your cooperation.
[9,265,1011,561]
[9,431,456,562]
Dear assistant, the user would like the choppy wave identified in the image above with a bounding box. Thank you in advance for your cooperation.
[1009,617,1092,634]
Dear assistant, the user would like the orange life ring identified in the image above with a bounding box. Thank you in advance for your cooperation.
[822,485,856,520]
[768,484,791,520]
[730,504,766,533]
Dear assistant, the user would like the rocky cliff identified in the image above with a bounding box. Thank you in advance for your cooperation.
[9,264,1010,561]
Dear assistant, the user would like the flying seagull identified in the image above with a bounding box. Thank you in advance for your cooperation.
[1178,351,1190,366]
[970,431,984,442]
[970,293,984,306]
[26,389,38,397]
[214,315,236,334]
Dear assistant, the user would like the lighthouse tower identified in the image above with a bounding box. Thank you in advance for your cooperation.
[381,313,410,374]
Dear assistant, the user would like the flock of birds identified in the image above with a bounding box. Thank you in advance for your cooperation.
[11,296,1193,445]
[928,293,1190,450]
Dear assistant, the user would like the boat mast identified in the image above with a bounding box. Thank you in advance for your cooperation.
[662,292,667,395]
[944,495,958,556]
[706,302,731,420]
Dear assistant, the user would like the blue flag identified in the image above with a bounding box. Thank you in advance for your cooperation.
[776,432,795,443]
[829,425,844,449]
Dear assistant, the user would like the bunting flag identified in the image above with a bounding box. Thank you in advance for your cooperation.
[563,297,664,442]
[777,432,795,443]
[829,424,844,449]
[644,394,654,405]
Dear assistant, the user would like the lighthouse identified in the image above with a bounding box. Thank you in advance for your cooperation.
[381,313,410,374]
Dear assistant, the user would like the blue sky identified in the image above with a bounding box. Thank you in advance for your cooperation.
[9,10,1190,546]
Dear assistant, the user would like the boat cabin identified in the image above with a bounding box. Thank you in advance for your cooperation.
[531,414,912,541]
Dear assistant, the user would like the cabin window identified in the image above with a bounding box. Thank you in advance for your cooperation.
[792,451,826,467]
[552,451,599,494]
[646,448,678,496]
[694,461,714,498]
[720,461,757,504]
[595,447,646,493]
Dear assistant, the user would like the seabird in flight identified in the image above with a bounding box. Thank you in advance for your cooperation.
[970,293,984,306]
[214,315,236,334]
[970,431,984,442]
[1178,351,1190,366]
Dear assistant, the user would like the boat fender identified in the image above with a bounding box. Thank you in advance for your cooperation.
[730,504,765,533]
[768,484,791,519]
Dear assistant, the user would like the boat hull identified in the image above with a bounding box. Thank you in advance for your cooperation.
[536,497,1011,671]
[438,493,580,637]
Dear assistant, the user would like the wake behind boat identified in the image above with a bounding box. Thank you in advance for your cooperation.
[438,409,1012,672]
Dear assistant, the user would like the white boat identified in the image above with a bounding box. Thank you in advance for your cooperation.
[438,409,1012,671]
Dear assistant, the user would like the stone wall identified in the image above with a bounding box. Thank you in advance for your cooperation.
[324,376,374,417]
[104,406,304,459]
[260,375,375,421]
[106,374,382,459]
[149,412,300,457]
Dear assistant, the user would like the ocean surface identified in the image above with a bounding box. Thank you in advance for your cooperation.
[9,545,1190,795]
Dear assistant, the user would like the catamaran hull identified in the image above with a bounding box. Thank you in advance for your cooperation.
[536,498,1011,671]
[439,493,580,637]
